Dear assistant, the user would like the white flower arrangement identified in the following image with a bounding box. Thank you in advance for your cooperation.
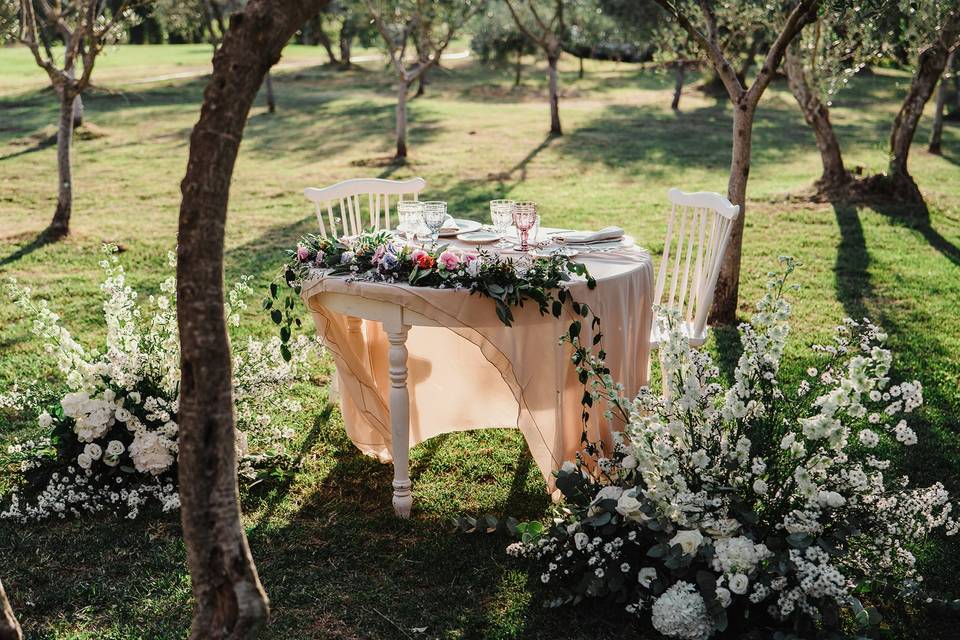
[512,258,957,638]
[1,246,322,521]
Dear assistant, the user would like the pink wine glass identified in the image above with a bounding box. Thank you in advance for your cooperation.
[512,201,537,253]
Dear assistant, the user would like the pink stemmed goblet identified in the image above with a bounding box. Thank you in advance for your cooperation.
[512,201,537,253]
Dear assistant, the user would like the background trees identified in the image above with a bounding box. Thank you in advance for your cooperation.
[366,0,480,160]
[505,0,566,135]
[17,0,135,239]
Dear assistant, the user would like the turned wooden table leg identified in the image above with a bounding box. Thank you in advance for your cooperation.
[386,322,412,518]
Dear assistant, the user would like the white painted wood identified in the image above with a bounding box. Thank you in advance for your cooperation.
[304,177,427,239]
[386,322,413,518]
[652,188,740,349]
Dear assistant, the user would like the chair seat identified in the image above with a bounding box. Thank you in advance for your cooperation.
[650,319,708,349]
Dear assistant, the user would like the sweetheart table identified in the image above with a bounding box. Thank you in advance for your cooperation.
[301,230,654,517]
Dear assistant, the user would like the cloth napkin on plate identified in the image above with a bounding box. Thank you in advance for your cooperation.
[440,215,460,234]
[552,226,624,245]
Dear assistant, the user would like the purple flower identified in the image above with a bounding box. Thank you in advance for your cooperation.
[296,244,310,262]
[314,250,326,266]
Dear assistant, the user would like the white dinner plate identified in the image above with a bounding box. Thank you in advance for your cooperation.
[531,246,580,258]
[438,218,482,237]
[457,230,501,244]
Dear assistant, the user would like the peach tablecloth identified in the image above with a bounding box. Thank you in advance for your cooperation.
[301,239,654,489]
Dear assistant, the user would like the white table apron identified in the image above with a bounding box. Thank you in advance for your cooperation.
[301,243,654,518]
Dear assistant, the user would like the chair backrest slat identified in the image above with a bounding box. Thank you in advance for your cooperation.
[303,177,427,239]
[655,188,740,339]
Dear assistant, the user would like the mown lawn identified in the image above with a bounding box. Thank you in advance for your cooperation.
[1,44,959,639]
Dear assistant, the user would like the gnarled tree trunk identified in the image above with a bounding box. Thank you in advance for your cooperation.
[547,52,562,135]
[0,578,21,640]
[929,48,956,154]
[784,45,849,190]
[176,1,328,639]
[49,87,76,239]
[888,14,960,200]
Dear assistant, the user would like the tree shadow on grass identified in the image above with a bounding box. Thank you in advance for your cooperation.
[0,231,56,268]
[831,201,960,635]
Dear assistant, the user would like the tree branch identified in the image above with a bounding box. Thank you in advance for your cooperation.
[746,0,820,107]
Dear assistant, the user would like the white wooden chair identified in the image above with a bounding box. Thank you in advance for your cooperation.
[651,188,740,349]
[303,177,427,238]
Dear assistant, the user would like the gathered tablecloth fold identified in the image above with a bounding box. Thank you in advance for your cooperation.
[301,242,654,491]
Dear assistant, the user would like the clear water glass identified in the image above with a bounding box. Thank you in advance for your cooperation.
[512,201,537,253]
[490,199,515,249]
[422,201,448,244]
[396,200,424,243]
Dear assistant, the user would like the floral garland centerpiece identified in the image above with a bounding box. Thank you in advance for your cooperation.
[267,230,598,350]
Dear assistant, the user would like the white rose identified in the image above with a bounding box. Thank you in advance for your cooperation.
[621,454,638,470]
[729,573,749,595]
[128,391,142,404]
[752,478,768,496]
[594,486,623,502]
[616,492,644,520]
[38,411,53,428]
[61,391,89,417]
[106,440,125,456]
[638,567,657,589]
[77,452,92,470]
[669,529,704,556]
[84,443,103,460]
[817,490,846,508]
[574,532,589,551]
[715,586,732,608]
[115,407,132,422]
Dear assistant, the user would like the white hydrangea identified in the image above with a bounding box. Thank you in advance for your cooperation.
[651,582,715,640]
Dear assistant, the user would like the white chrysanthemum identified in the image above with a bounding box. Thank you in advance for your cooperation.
[651,581,715,640]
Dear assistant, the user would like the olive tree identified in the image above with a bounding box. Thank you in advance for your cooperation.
[651,0,821,325]
[504,0,566,135]
[366,0,480,160]
[18,0,135,239]
[175,0,330,637]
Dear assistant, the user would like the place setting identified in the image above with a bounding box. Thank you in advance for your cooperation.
[393,197,635,259]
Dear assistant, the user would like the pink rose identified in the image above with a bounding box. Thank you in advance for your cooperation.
[439,249,461,271]
[296,244,310,262]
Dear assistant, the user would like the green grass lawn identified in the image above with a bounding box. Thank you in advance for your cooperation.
[1,44,959,639]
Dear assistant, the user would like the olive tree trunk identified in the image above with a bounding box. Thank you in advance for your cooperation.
[929,48,956,154]
[711,100,754,324]
[547,52,561,135]
[396,78,410,158]
[515,46,523,86]
[264,71,276,113]
[176,1,328,639]
[49,87,76,239]
[784,45,849,189]
[0,579,21,640]
[671,62,685,110]
[888,14,960,199]
[338,24,352,67]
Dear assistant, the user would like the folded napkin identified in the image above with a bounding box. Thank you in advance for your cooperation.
[440,215,460,234]
[553,226,624,245]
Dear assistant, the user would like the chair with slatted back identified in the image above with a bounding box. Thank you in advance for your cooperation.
[651,188,740,349]
[303,177,427,238]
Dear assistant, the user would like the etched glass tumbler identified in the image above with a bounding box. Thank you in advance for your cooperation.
[490,199,515,250]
